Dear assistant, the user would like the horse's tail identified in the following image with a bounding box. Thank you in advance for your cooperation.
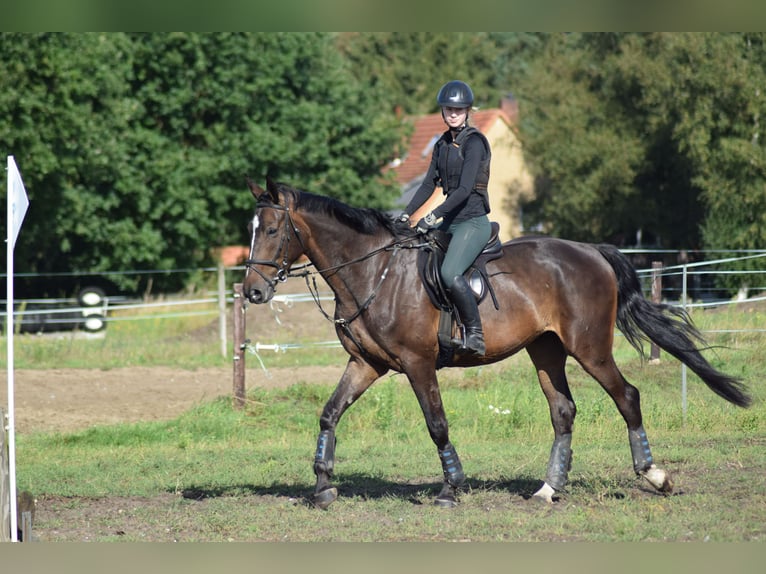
[596,244,752,408]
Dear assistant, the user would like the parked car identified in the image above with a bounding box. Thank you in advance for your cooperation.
[8,287,108,334]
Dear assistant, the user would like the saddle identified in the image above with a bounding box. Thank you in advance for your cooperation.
[416,222,503,368]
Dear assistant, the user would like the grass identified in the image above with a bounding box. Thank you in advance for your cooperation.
[16,347,766,541]
[7,298,766,541]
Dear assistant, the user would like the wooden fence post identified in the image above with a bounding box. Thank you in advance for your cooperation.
[650,261,663,363]
[232,283,246,409]
[1,407,10,541]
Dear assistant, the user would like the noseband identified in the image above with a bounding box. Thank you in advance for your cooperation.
[244,198,304,291]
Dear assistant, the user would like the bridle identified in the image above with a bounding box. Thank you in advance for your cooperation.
[244,194,304,292]
[244,191,425,356]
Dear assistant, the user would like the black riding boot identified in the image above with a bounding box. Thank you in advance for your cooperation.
[448,275,486,355]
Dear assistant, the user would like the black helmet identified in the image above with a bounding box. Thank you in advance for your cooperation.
[436,80,474,109]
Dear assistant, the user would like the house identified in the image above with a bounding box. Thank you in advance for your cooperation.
[215,245,250,267]
[387,96,534,242]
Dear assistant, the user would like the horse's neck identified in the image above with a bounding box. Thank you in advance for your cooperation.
[302,219,390,299]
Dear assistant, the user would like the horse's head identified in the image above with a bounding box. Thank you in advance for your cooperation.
[242,178,306,304]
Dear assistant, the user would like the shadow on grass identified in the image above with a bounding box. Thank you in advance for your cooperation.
[176,474,545,507]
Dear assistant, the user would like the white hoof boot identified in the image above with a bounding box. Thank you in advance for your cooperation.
[532,482,558,503]
[640,464,674,493]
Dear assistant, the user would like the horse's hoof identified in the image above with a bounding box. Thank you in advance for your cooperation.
[313,487,338,510]
[641,465,674,494]
[434,496,458,508]
[532,482,558,503]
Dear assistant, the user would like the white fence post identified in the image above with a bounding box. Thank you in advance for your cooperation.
[1,407,10,541]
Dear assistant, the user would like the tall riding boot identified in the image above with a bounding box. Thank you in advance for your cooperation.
[448,275,486,355]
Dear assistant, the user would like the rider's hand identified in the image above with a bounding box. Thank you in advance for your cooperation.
[394,212,411,232]
[416,212,438,234]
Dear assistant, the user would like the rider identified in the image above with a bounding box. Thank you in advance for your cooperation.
[396,80,492,355]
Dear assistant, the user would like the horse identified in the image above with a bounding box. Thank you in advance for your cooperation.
[242,178,751,509]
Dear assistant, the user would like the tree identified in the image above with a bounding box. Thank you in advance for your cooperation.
[335,32,513,115]
[517,32,766,263]
[515,34,650,243]
[0,33,142,295]
[1,33,403,296]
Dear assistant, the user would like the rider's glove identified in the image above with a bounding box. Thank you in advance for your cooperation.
[394,212,411,232]
[416,212,439,234]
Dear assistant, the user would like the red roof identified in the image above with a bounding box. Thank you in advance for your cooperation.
[387,107,514,187]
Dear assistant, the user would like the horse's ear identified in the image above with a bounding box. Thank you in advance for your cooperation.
[246,177,266,201]
[265,176,281,204]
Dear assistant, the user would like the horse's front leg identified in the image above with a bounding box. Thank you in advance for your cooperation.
[312,356,386,509]
[406,363,465,508]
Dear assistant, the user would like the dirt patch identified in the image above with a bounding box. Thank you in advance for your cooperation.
[0,364,347,435]
[1,277,349,435]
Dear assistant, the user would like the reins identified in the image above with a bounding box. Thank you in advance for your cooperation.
[246,195,425,355]
[295,239,410,325]
[291,236,424,357]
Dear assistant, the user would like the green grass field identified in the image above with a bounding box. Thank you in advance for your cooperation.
[6,299,766,541]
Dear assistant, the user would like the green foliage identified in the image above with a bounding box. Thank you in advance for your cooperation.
[5,33,766,297]
[517,33,766,271]
[1,33,402,295]
[336,32,547,117]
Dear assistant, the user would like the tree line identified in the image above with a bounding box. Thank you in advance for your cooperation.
[2,33,764,296]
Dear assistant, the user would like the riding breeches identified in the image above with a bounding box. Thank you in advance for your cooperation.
[439,215,492,289]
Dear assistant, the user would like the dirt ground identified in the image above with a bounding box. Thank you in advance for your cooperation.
[1,277,350,435]
[1,364,348,434]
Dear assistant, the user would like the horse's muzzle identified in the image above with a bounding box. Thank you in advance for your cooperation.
[244,284,274,305]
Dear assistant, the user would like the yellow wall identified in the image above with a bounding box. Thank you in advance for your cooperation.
[483,118,535,242]
[410,118,534,243]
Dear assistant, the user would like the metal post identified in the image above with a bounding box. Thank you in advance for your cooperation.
[681,264,688,424]
[218,263,227,358]
[232,283,246,409]
[650,261,662,363]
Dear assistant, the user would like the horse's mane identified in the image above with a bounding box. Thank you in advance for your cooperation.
[285,184,402,236]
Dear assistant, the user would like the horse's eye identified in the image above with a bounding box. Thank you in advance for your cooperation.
[267,227,278,236]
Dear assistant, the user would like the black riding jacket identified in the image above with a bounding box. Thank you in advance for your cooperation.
[405,126,491,224]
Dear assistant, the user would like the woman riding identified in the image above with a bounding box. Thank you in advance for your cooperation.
[396,80,492,355]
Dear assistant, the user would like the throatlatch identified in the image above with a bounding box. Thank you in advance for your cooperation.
[438,443,465,487]
[314,429,336,476]
[545,433,573,491]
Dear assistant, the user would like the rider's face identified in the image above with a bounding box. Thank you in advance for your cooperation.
[442,106,469,129]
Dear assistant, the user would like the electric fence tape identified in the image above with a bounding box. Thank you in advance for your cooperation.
[244,291,342,376]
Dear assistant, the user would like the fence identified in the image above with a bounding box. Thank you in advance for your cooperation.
[1,264,234,357]
[4,253,766,346]
[232,253,766,421]
[1,407,9,541]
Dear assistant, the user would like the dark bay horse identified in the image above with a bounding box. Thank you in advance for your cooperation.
[242,178,751,509]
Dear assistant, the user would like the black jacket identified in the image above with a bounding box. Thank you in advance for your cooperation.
[406,126,491,224]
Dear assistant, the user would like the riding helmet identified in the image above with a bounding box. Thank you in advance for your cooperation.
[436,80,474,109]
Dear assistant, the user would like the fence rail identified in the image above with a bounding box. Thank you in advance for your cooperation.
[3,255,766,346]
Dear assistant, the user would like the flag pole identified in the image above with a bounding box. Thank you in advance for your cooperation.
[5,159,17,541]
[6,155,28,542]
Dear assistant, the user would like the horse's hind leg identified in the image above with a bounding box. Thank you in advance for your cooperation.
[312,356,387,509]
[576,348,674,494]
[526,333,576,502]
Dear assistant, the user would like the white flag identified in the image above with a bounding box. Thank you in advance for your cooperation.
[7,155,29,249]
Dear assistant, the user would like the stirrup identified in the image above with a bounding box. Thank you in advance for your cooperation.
[455,327,485,355]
